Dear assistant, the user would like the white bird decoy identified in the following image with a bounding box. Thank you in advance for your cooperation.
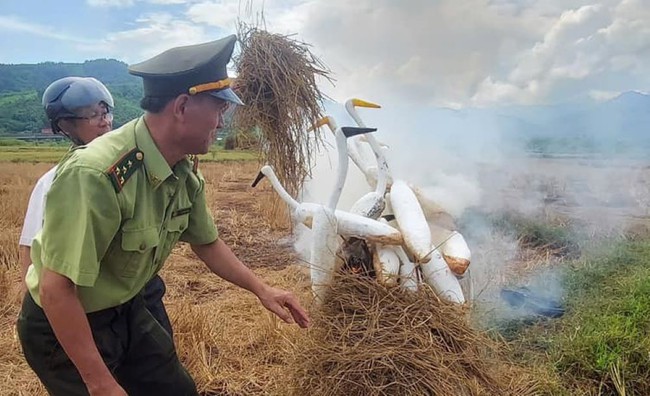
[343,101,469,300]
[343,100,431,263]
[430,225,472,277]
[304,124,375,301]
[380,213,466,304]
[313,115,379,190]
[382,195,428,291]
[357,133,389,148]
[419,249,466,304]
[370,218,401,286]
[411,186,472,277]
[372,245,400,286]
[328,125,377,210]
[342,99,391,219]
[388,179,433,263]
[410,185,457,230]
[309,205,339,301]
[344,98,389,174]
[393,245,419,291]
[385,191,466,304]
[268,123,376,302]
[344,98,387,165]
[252,167,403,246]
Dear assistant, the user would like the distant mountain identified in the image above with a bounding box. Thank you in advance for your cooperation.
[2,58,649,157]
[607,90,650,111]
[0,59,140,94]
[0,59,143,134]
[494,91,650,155]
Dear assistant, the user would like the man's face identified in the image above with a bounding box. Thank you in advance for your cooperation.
[180,94,229,155]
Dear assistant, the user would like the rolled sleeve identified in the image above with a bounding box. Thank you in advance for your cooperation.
[39,165,121,287]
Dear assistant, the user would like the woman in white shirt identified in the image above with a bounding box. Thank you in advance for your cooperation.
[18,76,174,337]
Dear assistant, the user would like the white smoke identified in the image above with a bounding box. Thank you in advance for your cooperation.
[290,95,647,325]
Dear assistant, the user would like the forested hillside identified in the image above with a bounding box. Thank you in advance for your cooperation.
[0,59,143,133]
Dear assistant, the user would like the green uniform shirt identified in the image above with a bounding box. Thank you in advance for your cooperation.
[26,116,219,313]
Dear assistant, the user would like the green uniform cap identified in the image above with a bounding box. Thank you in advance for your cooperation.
[128,35,244,105]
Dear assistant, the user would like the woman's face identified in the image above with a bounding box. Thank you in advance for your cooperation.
[63,102,113,144]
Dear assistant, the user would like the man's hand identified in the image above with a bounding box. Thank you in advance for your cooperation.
[257,285,310,328]
[40,269,118,394]
[192,239,311,328]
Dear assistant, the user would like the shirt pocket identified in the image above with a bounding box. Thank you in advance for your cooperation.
[159,213,189,261]
[167,212,189,234]
[119,227,160,278]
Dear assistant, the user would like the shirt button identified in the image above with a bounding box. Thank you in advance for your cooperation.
[139,243,146,251]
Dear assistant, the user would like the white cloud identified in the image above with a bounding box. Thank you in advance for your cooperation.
[589,89,621,101]
[290,0,557,107]
[470,0,650,105]
[76,0,650,107]
[147,0,188,3]
[0,15,95,43]
[252,0,649,107]
[185,0,314,34]
[80,12,210,63]
[87,0,135,7]
[185,1,240,30]
[87,0,193,7]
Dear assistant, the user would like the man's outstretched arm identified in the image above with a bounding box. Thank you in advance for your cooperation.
[191,239,310,328]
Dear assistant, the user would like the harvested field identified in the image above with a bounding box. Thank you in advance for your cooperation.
[4,156,649,395]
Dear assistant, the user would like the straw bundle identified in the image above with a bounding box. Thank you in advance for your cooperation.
[232,24,332,197]
[289,273,541,396]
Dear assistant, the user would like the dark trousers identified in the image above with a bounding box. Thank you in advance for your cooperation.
[142,275,173,340]
[17,292,198,396]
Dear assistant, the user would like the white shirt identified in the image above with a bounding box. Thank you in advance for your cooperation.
[19,166,58,247]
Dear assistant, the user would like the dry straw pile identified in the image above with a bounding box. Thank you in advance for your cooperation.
[231,24,332,197]
[288,273,542,396]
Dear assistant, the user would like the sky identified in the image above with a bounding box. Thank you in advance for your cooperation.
[1,0,650,108]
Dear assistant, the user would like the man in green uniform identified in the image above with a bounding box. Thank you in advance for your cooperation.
[18,35,310,396]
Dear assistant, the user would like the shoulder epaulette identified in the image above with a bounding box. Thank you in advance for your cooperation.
[107,148,144,192]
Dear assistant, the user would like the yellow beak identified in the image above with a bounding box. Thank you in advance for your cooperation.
[351,98,381,109]
[308,116,330,132]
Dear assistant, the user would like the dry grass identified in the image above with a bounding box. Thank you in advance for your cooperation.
[0,164,52,395]
[168,263,313,395]
[231,24,332,197]
[0,266,47,396]
[288,273,541,396]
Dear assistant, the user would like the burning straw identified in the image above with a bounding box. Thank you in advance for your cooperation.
[289,273,541,396]
[231,24,332,197]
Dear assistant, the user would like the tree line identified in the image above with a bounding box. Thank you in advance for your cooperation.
[0,59,143,134]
